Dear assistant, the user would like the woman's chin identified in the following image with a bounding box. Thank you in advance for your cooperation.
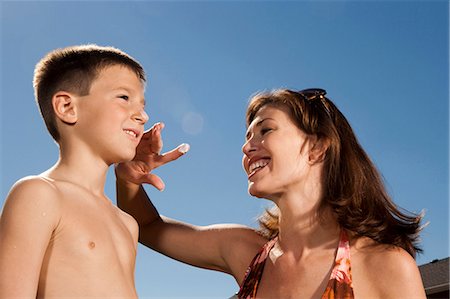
[248,185,268,199]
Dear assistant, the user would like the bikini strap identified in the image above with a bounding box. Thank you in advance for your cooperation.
[322,229,354,298]
[237,237,278,299]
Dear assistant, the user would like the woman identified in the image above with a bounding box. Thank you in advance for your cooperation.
[116,88,426,298]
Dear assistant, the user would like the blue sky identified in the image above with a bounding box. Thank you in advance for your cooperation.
[1,1,448,298]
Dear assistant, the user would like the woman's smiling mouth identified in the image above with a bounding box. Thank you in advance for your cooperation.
[248,158,270,177]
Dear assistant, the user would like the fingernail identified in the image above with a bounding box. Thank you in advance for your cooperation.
[178,143,190,154]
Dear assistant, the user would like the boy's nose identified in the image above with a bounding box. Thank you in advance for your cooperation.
[133,109,149,125]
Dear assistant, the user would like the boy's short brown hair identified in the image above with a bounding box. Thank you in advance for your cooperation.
[33,44,146,141]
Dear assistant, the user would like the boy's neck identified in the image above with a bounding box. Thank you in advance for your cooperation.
[43,146,111,196]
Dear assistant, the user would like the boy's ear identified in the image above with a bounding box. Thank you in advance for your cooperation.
[53,92,78,124]
[308,136,330,164]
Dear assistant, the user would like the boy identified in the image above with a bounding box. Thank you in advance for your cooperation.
[0,44,185,297]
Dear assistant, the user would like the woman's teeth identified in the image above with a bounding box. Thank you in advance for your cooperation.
[249,159,269,173]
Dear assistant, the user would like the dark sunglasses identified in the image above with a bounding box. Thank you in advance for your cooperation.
[297,88,327,99]
[295,88,331,117]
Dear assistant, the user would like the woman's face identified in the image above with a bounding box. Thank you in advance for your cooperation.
[242,105,313,200]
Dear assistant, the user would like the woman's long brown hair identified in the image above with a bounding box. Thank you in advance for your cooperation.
[246,89,424,258]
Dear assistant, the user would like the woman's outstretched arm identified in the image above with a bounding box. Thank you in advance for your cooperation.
[115,123,265,282]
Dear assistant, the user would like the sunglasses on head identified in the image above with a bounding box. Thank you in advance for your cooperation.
[295,88,331,117]
[297,88,327,100]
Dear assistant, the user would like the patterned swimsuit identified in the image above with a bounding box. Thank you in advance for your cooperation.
[236,230,354,299]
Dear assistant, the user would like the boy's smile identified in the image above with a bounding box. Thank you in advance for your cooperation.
[75,64,148,164]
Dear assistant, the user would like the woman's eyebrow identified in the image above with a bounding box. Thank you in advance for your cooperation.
[246,118,275,139]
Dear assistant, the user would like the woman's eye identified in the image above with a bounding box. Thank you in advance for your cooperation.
[261,128,272,135]
[119,95,129,101]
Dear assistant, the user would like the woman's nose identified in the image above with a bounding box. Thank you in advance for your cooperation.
[242,136,258,155]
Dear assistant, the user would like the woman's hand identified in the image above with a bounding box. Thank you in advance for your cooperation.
[115,122,189,191]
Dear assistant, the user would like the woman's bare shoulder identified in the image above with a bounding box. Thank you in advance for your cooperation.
[352,237,410,269]
[207,224,268,281]
[351,236,413,264]
[350,236,426,298]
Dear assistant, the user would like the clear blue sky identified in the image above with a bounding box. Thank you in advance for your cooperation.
[1,1,448,298]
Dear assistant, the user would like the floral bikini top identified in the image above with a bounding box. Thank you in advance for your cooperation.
[236,230,354,299]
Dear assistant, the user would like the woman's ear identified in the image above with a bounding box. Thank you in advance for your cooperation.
[308,137,330,164]
[53,92,78,124]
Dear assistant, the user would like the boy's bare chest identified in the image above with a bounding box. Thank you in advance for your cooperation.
[48,191,138,268]
[37,189,138,297]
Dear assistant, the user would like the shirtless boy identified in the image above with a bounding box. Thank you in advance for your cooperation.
[0,44,184,298]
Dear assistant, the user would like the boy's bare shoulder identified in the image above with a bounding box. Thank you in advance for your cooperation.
[3,175,63,217]
[9,175,61,196]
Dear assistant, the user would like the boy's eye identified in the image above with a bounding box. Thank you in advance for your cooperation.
[119,95,129,101]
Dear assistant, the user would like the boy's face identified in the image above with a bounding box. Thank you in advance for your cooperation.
[75,64,148,164]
